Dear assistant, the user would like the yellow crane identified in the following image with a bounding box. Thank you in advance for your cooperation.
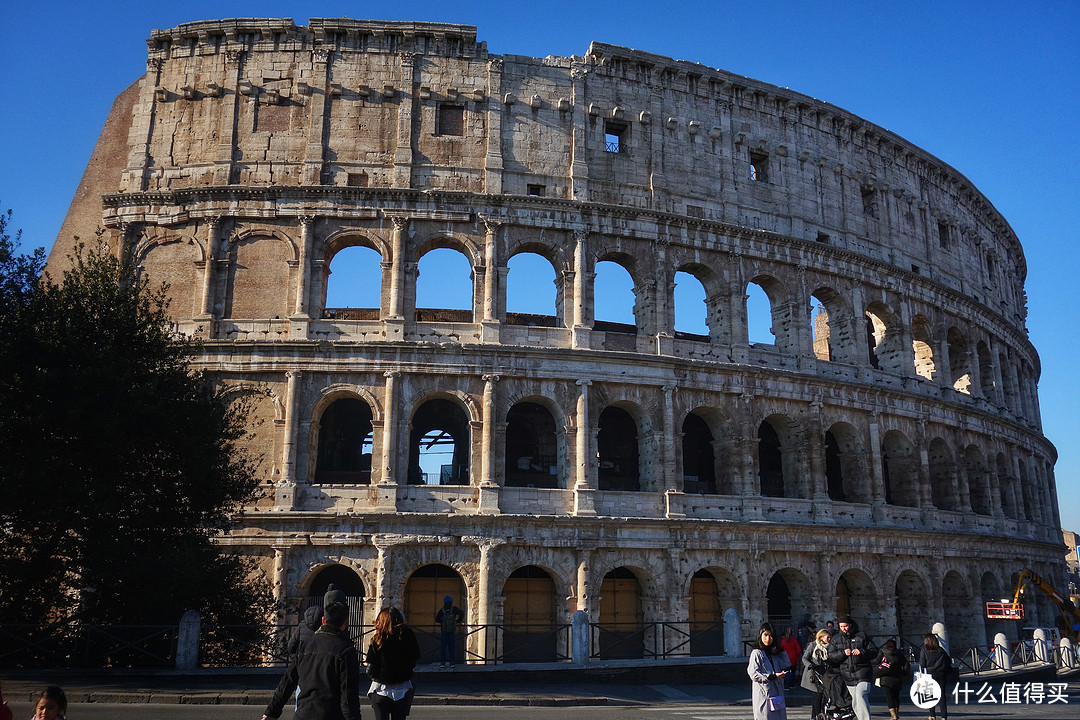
[1012,569,1080,642]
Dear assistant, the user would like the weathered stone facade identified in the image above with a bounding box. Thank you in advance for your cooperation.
[50,18,1063,658]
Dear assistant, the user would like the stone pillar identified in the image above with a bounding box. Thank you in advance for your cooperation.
[483,59,504,194]
[176,610,201,671]
[303,49,330,185]
[724,607,743,656]
[569,66,589,199]
[479,215,502,343]
[575,554,590,612]
[807,401,828,501]
[212,51,243,186]
[571,230,592,349]
[197,216,221,326]
[737,393,761,518]
[573,379,595,516]
[277,370,302,510]
[393,52,418,188]
[477,374,500,515]
[1033,628,1051,663]
[291,215,314,339]
[571,610,589,666]
[993,632,1012,670]
[475,540,502,662]
[655,238,674,355]
[375,372,401,511]
[272,545,289,614]
[385,216,408,340]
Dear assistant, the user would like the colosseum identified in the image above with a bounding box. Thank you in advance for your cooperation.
[51,18,1064,662]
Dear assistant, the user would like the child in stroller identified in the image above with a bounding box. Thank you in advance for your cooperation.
[812,668,856,720]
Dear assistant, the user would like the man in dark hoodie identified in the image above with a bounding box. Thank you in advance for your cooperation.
[827,616,878,720]
[285,604,324,708]
[435,595,464,669]
[263,584,362,720]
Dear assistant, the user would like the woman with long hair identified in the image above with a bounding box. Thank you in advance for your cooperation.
[876,638,910,720]
[365,607,421,720]
[747,621,791,720]
[918,633,951,720]
[799,628,832,719]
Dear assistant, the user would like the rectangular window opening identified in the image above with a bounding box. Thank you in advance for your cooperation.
[437,103,465,136]
[605,120,627,153]
[938,221,951,249]
[686,204,704,219]
[347,172,368,188]
[749,151,769,182]
[861,186,877,217]
[527,184,546,197]
[816,232,830,244]
[911,264,921,275]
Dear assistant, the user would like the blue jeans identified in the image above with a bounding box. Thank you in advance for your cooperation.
[440,631,456,665]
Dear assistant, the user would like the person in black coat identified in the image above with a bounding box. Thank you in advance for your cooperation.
[875,638,910,720]
[827,616,879,720]
[263,584,363,720]
[366,607,422,720]
[918,634,951,720]
[287,605,324,661]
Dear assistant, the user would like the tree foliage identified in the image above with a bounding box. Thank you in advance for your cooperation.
[0,214,270,626]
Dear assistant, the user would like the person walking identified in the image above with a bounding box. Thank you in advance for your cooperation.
[876,638,910,720]
[827,616,879,720]
[263,583,363,720]
[747,621,791,720]
[780,627,801,688]
[800,628,832,719]
[435,595,464,669]
[918,634,951,720]
[366,607,421,720]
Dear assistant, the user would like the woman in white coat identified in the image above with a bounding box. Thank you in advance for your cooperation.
[747,621,791,720]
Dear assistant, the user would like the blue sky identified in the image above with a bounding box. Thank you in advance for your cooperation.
[3,1,1077,534]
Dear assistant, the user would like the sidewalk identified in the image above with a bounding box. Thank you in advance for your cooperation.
[2,662,1076,707]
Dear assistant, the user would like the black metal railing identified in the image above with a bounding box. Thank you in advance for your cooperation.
[0,623,178,668]
[590,621,729,661]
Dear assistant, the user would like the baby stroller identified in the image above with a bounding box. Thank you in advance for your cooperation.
[812,669,856,720]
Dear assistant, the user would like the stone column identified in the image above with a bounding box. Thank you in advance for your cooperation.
[483,59,504,194]
[375,371,401,512]
[573,379,596,516]
[569,66,589,199]
[197,216,221,328]
[393,52,419,188]
[272,545,289,619]
[385,216,408,341]
[867,413,885,515]
[655,238,674,355]
[738,392,762,519]
[571,230,592,349]
[475,540,503,662]
[290,215,314,339]
[662,385,683,518]
[806,402,829,519]
[477,374,501,515]
[303,48,331,185]
[479,215,502,343]
[277,370,302,510]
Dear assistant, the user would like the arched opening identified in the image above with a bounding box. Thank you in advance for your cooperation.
[1000,352,1019,412]
[746,281,774,345]
[597,406,640,491]
[894,570,930,639]
[997,453,1018,519]
[810,288,854,364]
[325,244,383,315]
[981,572,1009,646]
[407,398,470,485]
[947,327,973,394]
[305,564,366,642]
[811,298,832,361]
[593,260,636,332]
[136,239,199,323]
[689,569,724,656]
[501,565,559,662]
[504,401,559,488]
[682,412,716,494]
[416,247,473,319]
[674,270,709,339]
[911,314,936,382]
[836,569,877,631]
[315,398,374,484]
[506,251,559,327]
[598,567,644,659]
[928,438,960,511]
[824,430,845,501]
[964,446,992,516]
[766,569,812,630]
[943,571,976,650]
[864,302,904,374]
[225,236,291,319]
[825,422,869,503]
[758,420,784,497]
[977,341,996,400]
[881,430,919,507]
[404,564,467,665]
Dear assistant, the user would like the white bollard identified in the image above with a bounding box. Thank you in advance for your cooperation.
[176,609,201,671]
[932,621,949,655]
[993,632,1012,671]
[724,608,742,657]
[1060,637,1076,669]
[571,609,589,667]
[1033,628,1050,663]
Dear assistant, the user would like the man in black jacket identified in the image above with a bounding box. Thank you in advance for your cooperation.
[263,584,363,720]
[827,616,878,720]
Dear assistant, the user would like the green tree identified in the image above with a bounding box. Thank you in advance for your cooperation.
[0,215,270,627]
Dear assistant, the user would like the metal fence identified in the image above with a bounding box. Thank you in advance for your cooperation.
[589,621,728,661]
[0,623,178,668]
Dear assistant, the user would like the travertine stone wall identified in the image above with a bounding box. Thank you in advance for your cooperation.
[50,18,1062,656]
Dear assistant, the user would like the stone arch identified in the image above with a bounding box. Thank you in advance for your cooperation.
[996,452,1018,519]
[404,563,468,664]
[416,233,482,267]
[911,314,936,382]
[894,568,930,639]
[679,404,734,495]
[415,244,475,316]
[947,326,973,394]
[825,421,870,503]
[321,229,390,261]
[977,340,996,400]
[132,232,203,322]
[506,246,563,325]
[597,565,647,659]
[746,273,798,354]
[301,562,368,631]
[687,568,739,656]
[314,395,375,484]
[597,403,642,491]
[407,395,474,485]
[864,300,905,374]
[224,231,295,319]
[504,399,561,489]
[681,410,717,494]
[963,444,992,516]
[593,250,644,332]
[810,286,856,364]
[764,567,813,630]
[928,437,960,511]
[501,564,560,662]
[881,429,919,507]
[672,262,714,339]
[322,237,384,315]
[757,413,804,498]
[980,571,1010,645]
[835,568,879,631]
[942,569,977,649]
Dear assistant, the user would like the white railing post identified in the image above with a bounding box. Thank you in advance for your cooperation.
[994,632,1012,671]
[176,609,201,671]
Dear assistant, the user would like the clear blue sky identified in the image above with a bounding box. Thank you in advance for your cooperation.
[3,1,1077,534]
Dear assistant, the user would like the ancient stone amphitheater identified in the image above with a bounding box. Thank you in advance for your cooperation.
[51,18,1063,661]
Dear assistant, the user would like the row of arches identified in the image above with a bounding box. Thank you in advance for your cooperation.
[299,559,1038,660]
[312,391,1054,524]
